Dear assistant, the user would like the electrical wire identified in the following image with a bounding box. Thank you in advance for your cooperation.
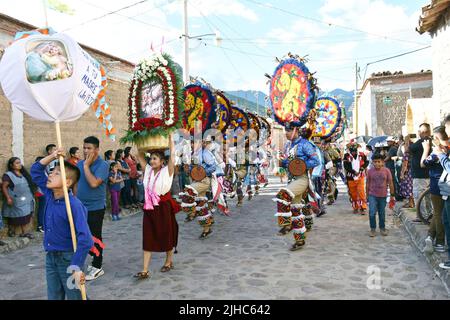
[242,0,429,46]
[62,0,172,32]
[361,46,431,82]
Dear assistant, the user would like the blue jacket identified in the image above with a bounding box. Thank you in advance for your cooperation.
[193,148,216,176]
[282,137,320,169]
[438,152,450,197]
[423,153,443,196]
[31,162,94,269]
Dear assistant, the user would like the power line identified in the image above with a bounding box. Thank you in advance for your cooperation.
[62,0,172,32]
[243,0,430,46]
[361,46,431,82]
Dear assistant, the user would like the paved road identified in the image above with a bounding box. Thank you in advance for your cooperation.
[0,177,448,300]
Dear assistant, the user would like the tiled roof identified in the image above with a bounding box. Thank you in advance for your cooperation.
[417,0,450,34]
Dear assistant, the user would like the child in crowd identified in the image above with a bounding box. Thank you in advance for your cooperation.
[366,153,396,237]
[108,162,123,221]
[30,148,93,300]
[136,163,145,204]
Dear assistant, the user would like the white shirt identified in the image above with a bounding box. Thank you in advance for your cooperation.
[143,165,173,196]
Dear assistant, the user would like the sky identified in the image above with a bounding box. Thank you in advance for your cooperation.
[0,0,433,95]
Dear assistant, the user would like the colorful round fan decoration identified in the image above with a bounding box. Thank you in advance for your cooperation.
[247,112,261,140]
[312,97,342,139]
[121,53,184,145]
[214,91,232,132]
[225,106,249,142]
[269,57,316,127]
[183,83,216,134]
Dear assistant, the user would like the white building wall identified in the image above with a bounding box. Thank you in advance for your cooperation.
[357,83,373,136]
[432,11,450,119]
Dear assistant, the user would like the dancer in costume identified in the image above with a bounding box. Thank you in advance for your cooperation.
[179,137,217,239]
[343,142,369,214]
[273,124,320,251]
[244,140,259,199]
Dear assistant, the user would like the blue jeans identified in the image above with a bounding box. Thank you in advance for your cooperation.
[368,195,387,230]
[46,251,83,300]
[443,198,450,259]
[37,195,46,228]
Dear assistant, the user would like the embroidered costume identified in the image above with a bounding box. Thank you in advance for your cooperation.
[273,131,320,251]
[343,143,369,213]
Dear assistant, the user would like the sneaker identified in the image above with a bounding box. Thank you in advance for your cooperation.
[369,229,376,237]
[434,244,446,253]
[85,267,105,281]
[424,236,434,254]
[380,229,388,236]
[439,260,450,270]
[37,226,44,233]
[86,265,93,274]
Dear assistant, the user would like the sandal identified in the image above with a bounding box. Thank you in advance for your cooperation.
[160,264,174,273]
[133,271,150,279]
[199,229,213,239]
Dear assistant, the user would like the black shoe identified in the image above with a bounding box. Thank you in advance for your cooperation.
[0,240,6,246]
[199,229,213,239]
[37,226,44,233]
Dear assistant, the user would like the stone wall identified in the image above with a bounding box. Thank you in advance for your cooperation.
[432,10,450,119]
[375,86,433,136]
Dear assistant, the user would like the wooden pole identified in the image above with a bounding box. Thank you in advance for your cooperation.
[55,121,87,300]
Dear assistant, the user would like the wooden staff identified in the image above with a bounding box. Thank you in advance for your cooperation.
[55,121,87,300]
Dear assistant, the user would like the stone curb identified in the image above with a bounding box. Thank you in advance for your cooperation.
[0,207,143,255]
[394,204,450,295]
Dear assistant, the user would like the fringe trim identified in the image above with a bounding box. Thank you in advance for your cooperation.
[292,214,306,221]
[181,203,197,208]
[274,212,292,217]
[279,187,295,199]
[197,213,212,221]
[272,198,291,206]
[293,227,307,234]
[196,196,209,202]
[185,185,199,196]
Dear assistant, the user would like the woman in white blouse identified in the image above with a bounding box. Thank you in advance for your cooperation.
[134,135,181,279]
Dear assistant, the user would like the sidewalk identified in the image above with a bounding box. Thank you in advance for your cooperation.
[0,206,143,254]
[394,204,450,294]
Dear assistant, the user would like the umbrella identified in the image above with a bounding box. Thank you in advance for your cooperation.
[367,136,388,148]
[355,135,372,144]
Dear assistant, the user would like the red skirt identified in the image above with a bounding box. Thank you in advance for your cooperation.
[142,192,180,252]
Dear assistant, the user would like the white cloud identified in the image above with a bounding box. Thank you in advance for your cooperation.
[165,0,259,22]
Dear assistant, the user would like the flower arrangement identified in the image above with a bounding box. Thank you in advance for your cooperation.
[120,53,184,145]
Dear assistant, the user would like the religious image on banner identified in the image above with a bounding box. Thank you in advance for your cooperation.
[25,40,73,83]
[141,80,164,119]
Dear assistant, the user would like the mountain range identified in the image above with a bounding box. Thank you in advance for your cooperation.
[225,89,354,117]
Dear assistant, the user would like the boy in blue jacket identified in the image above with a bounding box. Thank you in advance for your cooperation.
[31,148,93,300]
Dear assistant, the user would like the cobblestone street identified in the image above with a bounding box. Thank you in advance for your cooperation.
[0,178,448,300]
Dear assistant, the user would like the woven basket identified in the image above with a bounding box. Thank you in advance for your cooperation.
[135,135,169,152]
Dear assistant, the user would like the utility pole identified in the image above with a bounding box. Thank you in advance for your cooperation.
[255,91,259,115]
[42,0,48,27]
[352,61,359,140]
[182,0,189,84]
